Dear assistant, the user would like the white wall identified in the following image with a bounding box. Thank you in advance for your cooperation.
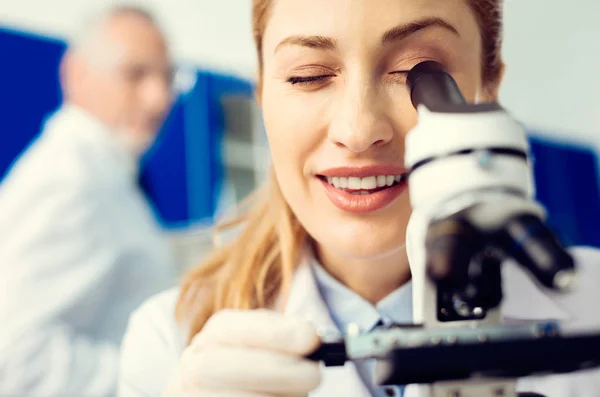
[501,0,600,147]
[0,0,257,79]
[2,0,600,146]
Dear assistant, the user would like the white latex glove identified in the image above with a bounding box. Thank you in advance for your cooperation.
[164,309,322,397]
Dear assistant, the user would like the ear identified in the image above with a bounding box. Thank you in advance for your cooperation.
[254,71,263,106]
[59,50,85,100]
[481,62,506,102]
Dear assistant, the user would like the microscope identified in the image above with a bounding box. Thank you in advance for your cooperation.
[308,61,600,397]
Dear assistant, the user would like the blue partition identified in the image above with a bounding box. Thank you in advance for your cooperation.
[0,26,253,229]
[140,70,254,227]
[529,135,600,247]
[0,26,64,180]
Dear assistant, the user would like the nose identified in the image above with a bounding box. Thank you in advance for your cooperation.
[328,79,394,153]
[142,72,172,116]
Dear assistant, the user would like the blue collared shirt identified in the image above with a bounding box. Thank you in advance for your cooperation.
[311,261,413,397]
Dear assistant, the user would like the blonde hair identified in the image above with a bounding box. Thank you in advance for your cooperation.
[175,168,306,341]
[175,0,505,342]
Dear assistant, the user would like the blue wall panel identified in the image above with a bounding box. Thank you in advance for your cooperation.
[529,136,600,247]
[0,27,64,181]
[140,70,254,227]
[139,95,191,225]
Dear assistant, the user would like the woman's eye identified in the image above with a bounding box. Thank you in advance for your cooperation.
[287,75,333,86]
[388,70,410,81]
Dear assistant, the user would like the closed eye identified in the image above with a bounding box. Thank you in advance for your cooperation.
[387,70,410,84]
[287,75,334,85]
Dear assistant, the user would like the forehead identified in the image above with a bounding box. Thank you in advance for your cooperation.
[104,14,169,64]
[263,0,480,53]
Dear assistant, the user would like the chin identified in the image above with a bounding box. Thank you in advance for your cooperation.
[126,133,157,155]
[309,217,408,262]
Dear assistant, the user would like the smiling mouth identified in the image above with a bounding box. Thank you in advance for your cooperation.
[317,174,408,195]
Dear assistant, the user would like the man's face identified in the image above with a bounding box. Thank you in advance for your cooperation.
[74,13,174,154]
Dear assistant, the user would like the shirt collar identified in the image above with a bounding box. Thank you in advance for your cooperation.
[283,246,340,337]
[309,251,413,334]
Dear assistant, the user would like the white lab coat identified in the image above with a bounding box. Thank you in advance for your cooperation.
[0,104,179,397]
[118,245,600,397]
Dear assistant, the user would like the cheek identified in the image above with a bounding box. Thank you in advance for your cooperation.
[261,82,341,248]
[261,82,331,187]
[449,63,484,103]
[103,77,134,100]
[457,78,480,103]
[95,79,129,111]
[386,88,419,131]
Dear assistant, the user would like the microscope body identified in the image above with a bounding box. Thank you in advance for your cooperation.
[401,102,542,397]
[405,103,544,328]
[398,62,574,397]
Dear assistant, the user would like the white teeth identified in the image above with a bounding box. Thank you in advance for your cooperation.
[348,177,362,189]
[325,174,404,190]
[361,176,377,190]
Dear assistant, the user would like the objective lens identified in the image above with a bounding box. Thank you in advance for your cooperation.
[495,214,576,291]
[425,217,480,287]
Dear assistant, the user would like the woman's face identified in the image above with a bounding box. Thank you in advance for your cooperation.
[261,0,499,265]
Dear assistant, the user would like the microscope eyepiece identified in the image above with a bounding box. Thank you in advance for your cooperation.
[407,61,467,110]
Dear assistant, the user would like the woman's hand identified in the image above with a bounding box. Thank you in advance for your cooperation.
[164,309,322,397]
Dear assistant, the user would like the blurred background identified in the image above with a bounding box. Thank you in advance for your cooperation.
[1,0,600,272]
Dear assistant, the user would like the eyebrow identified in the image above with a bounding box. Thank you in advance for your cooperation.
[274,17,460,53]
[381,17,460,45]
[275,35,336,53]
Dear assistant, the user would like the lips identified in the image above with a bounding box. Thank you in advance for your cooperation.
[316,165,408,214]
